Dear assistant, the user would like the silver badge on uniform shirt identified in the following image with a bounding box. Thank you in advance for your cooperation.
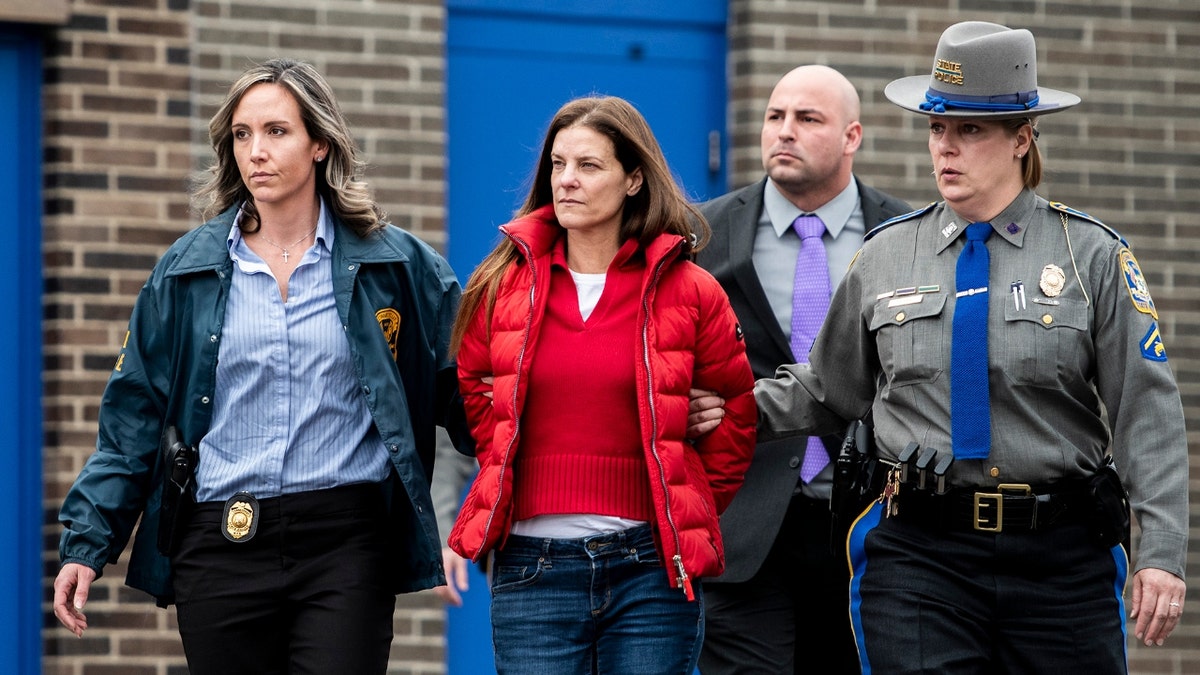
[1039,264,1066,297]
[941,222,958,238]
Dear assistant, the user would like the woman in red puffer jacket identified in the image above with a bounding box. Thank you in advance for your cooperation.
[447,95,756,675]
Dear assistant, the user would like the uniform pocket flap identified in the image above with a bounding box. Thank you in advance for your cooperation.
[869,292,947,330]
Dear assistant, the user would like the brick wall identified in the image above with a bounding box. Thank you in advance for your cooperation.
[40,0,196,672]
[39,0,1198,673]
[725,1,1200,673]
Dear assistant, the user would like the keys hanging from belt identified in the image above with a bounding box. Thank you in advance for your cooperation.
[883,467,901,517]
[884,444,953,518]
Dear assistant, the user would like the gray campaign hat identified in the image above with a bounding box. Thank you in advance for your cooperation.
[885,21,1080,118]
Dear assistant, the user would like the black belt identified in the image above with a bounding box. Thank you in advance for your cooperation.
[191,483,385,543]
[893,482,1091,533]
[192,482,384,517]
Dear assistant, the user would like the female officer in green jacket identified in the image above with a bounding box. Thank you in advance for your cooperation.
[53,58,470,674]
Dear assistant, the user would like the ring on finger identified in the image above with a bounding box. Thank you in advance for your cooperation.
[1169,601,1181,608]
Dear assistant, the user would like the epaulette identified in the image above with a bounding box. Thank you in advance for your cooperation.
[1048,201,1127,246]
[864,202,937,241]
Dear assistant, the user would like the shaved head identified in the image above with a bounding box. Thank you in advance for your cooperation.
[761,65,864,210]
[775,65,861,125]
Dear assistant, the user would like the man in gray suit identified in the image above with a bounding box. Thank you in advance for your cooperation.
[695,65,910,674]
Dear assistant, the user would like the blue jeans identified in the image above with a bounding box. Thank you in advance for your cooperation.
[489,524,704,675]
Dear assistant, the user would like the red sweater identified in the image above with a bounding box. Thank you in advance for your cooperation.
[450,205,758,595]
[512,242,654,522]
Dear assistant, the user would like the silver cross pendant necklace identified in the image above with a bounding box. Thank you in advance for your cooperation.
[257,225,317,263]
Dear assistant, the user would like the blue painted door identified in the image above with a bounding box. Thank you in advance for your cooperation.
[0,26,44,675]
[445,2,727,672]
[446,0,728,278]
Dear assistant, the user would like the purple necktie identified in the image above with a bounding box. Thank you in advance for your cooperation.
[791,214,831,483]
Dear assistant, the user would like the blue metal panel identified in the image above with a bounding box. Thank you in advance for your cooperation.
[446,0,728,281]
[0,25,44,675]
[447,0,727,25]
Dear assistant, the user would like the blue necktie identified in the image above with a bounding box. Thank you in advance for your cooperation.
[950,222,993,460]
[790,214,831,482]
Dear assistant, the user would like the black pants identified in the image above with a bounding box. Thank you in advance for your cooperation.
[851,502,1127,674]
[700,494,860,674]
[172,483,396,675]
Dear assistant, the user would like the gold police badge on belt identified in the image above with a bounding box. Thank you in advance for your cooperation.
[222,491,260,543]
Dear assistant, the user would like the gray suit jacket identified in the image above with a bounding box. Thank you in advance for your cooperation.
[695,176,911,583]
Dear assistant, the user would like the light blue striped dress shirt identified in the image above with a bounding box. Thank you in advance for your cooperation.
[195,201,391,502]
[753,178,866,351]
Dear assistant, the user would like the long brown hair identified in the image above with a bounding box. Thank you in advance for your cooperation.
[191,57,385,236]
[449,95,710,354]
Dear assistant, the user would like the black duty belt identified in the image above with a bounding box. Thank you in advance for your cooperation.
[893,482,1092,533]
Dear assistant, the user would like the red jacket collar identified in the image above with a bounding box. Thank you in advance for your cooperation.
[500,203,687,270]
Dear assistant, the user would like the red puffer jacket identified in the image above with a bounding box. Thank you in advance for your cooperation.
[449,205,757,598]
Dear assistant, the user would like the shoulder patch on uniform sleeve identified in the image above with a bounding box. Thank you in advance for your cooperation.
[1048,201,1127,246]
[864,202,937,242]
[1140,322,1167,362]
[1119,248,1158,320]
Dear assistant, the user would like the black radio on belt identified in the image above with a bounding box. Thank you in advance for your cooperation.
[830,417,886,553]
[157,425,197,556]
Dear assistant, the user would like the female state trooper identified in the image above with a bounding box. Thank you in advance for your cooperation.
[752,21,1188,673]
[53,58,471,674]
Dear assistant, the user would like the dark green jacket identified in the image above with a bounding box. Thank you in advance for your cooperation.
[59,205,472,605]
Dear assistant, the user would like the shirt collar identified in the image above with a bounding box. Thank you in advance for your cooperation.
[936,188,1036,254]
[762,178,858,240]
[227,197,334,254]
[226,204,246,250]
[314,198,334,252]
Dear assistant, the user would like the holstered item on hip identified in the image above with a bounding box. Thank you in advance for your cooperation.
[1086,455,1130,549]
[830,418,887,552]
[157,425,197,556]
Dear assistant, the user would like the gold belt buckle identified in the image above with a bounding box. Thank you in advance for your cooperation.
[972,483,1031,532]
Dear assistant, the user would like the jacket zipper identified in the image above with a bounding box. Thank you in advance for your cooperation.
[641,242,693,600]
[474,230,537,561]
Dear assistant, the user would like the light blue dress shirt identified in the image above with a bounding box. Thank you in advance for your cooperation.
[752,179,865,497]
[753,179,865,349]
[195,201,391,502]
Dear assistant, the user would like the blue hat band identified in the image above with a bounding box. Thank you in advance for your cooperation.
[919,87,1040,113]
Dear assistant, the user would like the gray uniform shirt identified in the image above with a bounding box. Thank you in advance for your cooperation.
[757,188,1188,578]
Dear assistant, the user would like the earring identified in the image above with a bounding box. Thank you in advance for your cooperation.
[316,155,324,162]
